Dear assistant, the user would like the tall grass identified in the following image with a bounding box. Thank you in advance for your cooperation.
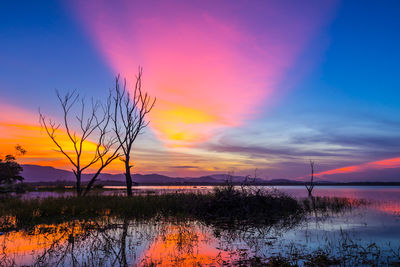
[0,186,360,231]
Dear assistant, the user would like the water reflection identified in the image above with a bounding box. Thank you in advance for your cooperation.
[1,216,300,266]
[141,224,221,266]
[1,212,400,266]
[2,189,400,266]
[1,219,154,266]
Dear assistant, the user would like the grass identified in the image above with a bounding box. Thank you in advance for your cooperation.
[0,185,360,232]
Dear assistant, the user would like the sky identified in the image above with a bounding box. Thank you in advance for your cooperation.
[1,0,400,181]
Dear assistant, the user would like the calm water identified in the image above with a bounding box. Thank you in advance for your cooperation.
[2,186,400,266]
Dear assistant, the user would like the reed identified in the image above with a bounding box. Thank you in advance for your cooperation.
[0,186,359,231]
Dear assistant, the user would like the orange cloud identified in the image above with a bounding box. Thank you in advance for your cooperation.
[0,103,123,173]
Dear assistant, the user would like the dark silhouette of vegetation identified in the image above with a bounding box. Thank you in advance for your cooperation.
[39,91,120,196]
[203,184,302,228]
[305,160,315,197]
[0,186,360,232]
[112,68,156,196]
[0,190,292,231]
[0,156,23,186]
[0,145,26,189]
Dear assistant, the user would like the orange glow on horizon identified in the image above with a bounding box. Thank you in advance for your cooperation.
[151,101,231,146]
[0,103,248,175]
[0,103,124,173]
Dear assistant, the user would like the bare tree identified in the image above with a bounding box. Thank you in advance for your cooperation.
[39,90,120,196]
[305,160,315,197]
[113,68,156,196]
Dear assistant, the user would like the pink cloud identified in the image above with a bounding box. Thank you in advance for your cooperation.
[316,157,400,178]
[68,0,337,146]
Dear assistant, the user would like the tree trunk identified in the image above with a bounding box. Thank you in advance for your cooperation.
[76,171,82,197]
[83,167,105,196]
[83,179,95,197]
[125,157,132,197]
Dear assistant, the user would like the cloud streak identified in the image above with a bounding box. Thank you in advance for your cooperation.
[316,157,400,178]
[204,141,351,159]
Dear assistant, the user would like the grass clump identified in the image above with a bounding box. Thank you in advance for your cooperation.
[0,186,304,231]
[197,184,302,227]
[0,185,362,232]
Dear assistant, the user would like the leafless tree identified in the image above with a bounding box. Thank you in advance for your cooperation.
[305,160,315,197]
[113,68,156,196]
[39,90,120,196]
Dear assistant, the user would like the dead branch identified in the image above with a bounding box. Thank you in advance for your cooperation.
[39,90,121,196]
[112,67,156,196]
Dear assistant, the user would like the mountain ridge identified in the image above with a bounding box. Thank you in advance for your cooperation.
[20,164,290,185]
[20,164,400,185]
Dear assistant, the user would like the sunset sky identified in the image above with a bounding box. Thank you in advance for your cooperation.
[1,0,400,181]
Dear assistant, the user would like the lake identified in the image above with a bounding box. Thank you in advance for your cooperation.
[1,186,400,266]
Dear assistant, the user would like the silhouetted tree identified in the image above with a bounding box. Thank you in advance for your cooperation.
[305,160,315,197]
[0,145,26,186]
[113,68,156,196]
[39,91,120,196]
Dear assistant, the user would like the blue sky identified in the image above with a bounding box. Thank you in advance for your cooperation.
[1,0,400,180]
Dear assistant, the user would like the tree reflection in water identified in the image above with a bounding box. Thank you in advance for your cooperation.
[0,216,298,266]
[1,196,386,266]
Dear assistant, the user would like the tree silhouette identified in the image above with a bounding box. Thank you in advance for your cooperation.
[39,91,120,196]
[0,145,26,186]
[113,68,156,196]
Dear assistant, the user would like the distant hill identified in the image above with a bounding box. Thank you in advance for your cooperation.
[21,164,400,186]
[267,179,303,185]
[21,165,77,182]
[21,164,269,185]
